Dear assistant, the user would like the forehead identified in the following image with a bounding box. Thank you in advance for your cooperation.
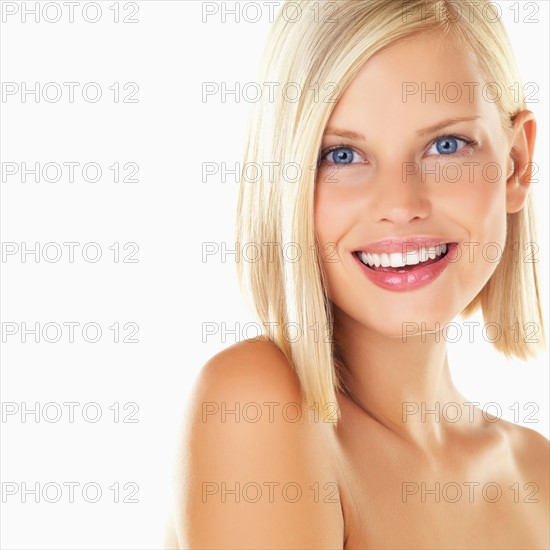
[327,31,497,132]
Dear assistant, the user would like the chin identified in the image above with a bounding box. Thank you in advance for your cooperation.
[343,305,462,342]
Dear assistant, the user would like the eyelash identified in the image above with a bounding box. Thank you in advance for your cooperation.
[319,134,479,166]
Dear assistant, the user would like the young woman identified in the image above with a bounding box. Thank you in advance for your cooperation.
[166,1,548,547]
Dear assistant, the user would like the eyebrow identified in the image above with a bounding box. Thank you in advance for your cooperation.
[416,116,481,136]
[322,128,365,141]
[323,116,481,141]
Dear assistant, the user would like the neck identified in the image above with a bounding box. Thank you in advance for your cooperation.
[334,308,470,451]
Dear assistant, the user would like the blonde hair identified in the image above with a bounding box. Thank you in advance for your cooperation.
[235,0,546,424]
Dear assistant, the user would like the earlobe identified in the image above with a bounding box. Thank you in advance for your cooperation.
[506,110,537,214]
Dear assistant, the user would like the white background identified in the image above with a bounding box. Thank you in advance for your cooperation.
[0,1,548,548]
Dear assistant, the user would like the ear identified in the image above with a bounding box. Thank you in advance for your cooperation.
[506,110,537,214]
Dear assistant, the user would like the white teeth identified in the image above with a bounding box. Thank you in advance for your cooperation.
[357,244,448,268]
[389,252,403,268]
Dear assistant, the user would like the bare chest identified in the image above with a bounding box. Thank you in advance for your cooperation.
[333,419,549,549]
[341,465,548,548]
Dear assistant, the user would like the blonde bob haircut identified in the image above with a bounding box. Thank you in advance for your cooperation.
[235,0,546,423]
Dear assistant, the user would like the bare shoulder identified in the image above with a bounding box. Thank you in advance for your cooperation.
[500,420,549,472]
[190,337,316,427]
[498,419,549,499]
[200,336,303,395]
[169,338,344,549]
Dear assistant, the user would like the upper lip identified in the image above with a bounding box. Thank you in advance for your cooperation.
[354,237,456,254]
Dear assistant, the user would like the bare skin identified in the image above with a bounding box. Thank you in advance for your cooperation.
[165,339,345,549]
[166,30,549,549]
[165,339,549,549]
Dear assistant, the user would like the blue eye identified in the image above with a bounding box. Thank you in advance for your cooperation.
[322,146,363,166]
[319,134,476,167]
[427,136,468,156]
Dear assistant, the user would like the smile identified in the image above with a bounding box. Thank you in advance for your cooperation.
[352,243,458,291]
[354,243,449,271]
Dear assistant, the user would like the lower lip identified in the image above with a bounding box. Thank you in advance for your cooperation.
[353,243,458,292]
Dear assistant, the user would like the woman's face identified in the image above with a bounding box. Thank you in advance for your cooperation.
[314,31,516,338]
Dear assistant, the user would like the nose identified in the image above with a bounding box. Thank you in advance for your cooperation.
[368,163,431,224]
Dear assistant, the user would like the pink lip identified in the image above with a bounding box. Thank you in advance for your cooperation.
[353,242,458,292]
[355,237,452,254]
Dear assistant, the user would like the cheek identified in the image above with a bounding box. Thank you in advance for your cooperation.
[314,181,355,247]
[442,156,507,245]
[314,183,359,298]
[437,157,507,296]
